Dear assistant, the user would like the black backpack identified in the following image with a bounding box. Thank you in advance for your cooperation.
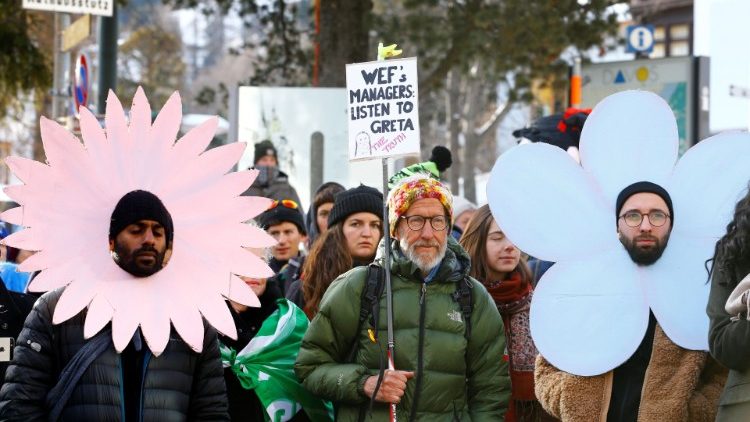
[346,262,474,361]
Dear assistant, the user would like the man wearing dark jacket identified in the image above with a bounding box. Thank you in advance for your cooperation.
[0,190,229,421]
[243,140,302,207]
[295,173,509,421]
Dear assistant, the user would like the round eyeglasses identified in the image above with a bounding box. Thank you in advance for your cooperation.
[399,215,448,231]
[619,210,670,228]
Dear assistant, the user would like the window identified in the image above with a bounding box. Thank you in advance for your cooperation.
[670,41,690,56]
[650,43,666,58]
[670,24,690,40]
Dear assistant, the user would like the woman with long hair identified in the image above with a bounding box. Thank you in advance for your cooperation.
[459,204,551,422]
[707,187,750,420]
[286,185,383,319]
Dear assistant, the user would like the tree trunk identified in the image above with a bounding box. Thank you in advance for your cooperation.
[461,75,483,203]
[317,0,372,87]
[446,69,462,194]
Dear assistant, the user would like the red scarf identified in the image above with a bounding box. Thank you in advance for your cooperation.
[484,272,539,421]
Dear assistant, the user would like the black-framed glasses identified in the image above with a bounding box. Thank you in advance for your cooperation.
[399,215,448,231]
[619,210,670,227]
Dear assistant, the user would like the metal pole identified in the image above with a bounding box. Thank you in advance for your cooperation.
[97,3,118,114]
[570,56,582,108]
[381,157,397,421]
[52,13,71,120]
[310,132,324,195]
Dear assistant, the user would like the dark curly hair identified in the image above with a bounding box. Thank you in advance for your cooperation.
[709,184,750,287]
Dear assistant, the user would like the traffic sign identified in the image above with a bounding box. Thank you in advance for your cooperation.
[626,25,655,53]
[22,0,113,17]
[73,54,90,114]
[62,15,92,52]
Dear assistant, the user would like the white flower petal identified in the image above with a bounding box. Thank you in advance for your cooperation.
[84,295,114,339]
[646,233,711,351]
[531,249,650,376]
[668,131,750,237]
[199,293,237,340]
[225,275,261,308]
[140,301,171,357]
[53,280,97,324]
[487,143,615,262]
[169,287,207,353]
[151,91,182,152]
[112,309,141,353]
[579,91,678,204]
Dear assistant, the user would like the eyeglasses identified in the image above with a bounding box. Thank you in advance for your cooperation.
[268,199,299,210]
[619,210,670,228]
[399,215,448,232]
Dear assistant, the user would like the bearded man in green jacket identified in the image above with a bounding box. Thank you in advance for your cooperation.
[295,173,510,421]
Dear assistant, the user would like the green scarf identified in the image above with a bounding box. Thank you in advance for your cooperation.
[220,299,334,422]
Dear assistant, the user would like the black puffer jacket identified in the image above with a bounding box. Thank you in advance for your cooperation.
[0,288,229,421]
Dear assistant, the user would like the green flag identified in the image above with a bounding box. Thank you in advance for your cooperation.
[221,299,334,422]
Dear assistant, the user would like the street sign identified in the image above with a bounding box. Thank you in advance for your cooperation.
[626,25,655,53]
[61,15,91,52]
[73,54,89,114]
[22,0,113,17]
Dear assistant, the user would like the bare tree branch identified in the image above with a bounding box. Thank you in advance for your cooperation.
[474,99,514,138]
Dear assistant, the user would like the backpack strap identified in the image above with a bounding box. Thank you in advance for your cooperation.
[452,277,474,340]
[346,264,384,363]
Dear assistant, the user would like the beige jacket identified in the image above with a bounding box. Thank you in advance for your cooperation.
[535,324,727,422]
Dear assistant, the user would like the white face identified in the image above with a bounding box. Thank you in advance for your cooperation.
[316,202,334,233]
[616,192,672,266]
[267,221,306,261]
[395,198,449,273]
[454,210,475,231]
[342,212,382,260]
[484,220,521,280]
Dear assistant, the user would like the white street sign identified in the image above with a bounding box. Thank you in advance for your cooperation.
[22,0,113,17]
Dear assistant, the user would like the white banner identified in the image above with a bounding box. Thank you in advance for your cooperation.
[345,57,420,161]
[22,0,113,17]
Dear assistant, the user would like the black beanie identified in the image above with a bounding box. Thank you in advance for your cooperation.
[109,190,174,242]
[328,185,384,227]
[254,140,278,165]
[257,200,306,234]
[615,181,674,224]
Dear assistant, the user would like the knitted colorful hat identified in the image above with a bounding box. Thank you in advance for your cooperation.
[387,173,453,236]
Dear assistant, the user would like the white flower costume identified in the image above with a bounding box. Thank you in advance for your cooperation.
[1,88,275,356]
[487,90,750,376]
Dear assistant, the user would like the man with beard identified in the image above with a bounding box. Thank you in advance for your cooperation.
[0,190,229,420]
[296,173,510,421]
[535,182,726,421]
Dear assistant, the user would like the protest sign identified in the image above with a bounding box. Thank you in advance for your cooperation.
[346,57,420,161]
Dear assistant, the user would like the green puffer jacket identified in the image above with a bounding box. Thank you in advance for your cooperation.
[295,237,510,421]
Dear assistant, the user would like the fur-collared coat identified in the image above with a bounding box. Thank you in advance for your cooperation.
[535,324,727,422]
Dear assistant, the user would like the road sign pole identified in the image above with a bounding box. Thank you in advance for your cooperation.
[52,13,71,119]
[97,3,118,114]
